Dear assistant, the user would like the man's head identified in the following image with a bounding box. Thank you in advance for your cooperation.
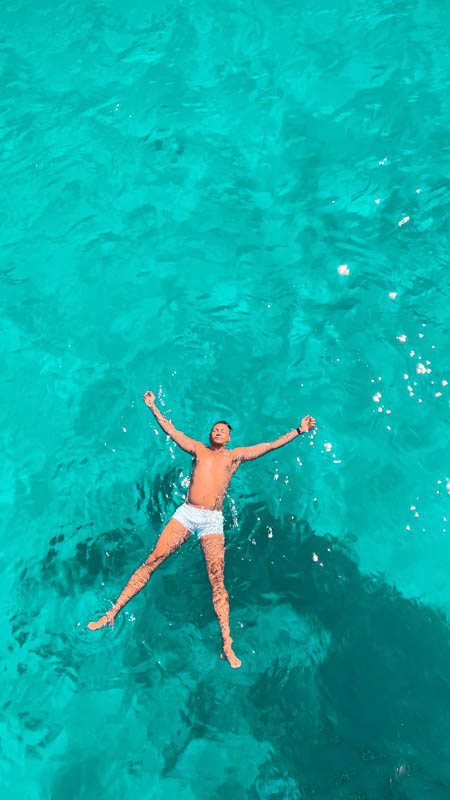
[209,420,232,447]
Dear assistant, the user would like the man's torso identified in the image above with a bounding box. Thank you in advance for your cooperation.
[187,445,239,510]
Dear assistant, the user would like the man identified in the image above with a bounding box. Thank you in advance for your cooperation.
[88,391,316,668]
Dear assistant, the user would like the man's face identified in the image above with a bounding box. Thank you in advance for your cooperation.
[209,423,231,446]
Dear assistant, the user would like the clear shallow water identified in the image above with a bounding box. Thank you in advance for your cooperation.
[2,0,450,796]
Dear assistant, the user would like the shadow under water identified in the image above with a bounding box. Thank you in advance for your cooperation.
[7,485,450,799]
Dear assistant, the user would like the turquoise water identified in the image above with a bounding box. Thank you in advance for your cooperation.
[3,0,450,796]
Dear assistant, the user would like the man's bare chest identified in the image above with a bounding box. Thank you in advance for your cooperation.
[194,452,237,479]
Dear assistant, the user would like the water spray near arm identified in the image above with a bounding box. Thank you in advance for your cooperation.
[143,391,199,455]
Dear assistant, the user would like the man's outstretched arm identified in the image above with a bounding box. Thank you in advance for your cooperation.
[235,415,316,462]
[143,391,200,455]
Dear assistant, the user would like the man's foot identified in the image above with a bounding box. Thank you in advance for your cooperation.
[220,643,242,669]
[88,611,114,630]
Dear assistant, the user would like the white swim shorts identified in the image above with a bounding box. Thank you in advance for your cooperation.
[172,502,224,539]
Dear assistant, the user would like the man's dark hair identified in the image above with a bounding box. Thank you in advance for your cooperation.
[211,420,232,433]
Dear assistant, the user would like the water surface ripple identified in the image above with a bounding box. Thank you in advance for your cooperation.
[3,0,450,797]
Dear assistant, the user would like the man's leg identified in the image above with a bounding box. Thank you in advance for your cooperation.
[88,518,190,630]
[200,534,241,668]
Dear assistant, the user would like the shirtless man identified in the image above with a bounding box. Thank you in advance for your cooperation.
[88,391,316,668]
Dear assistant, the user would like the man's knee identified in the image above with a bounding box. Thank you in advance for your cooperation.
[208,555,224,579]
[144,549,166,568]
[212,581,228,604]
[129,562,152,591]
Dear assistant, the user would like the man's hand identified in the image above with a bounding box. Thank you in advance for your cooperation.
[299,414,316,433]
[143,390,156,409]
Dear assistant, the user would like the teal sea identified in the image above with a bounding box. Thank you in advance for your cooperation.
[3,0,450,797]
